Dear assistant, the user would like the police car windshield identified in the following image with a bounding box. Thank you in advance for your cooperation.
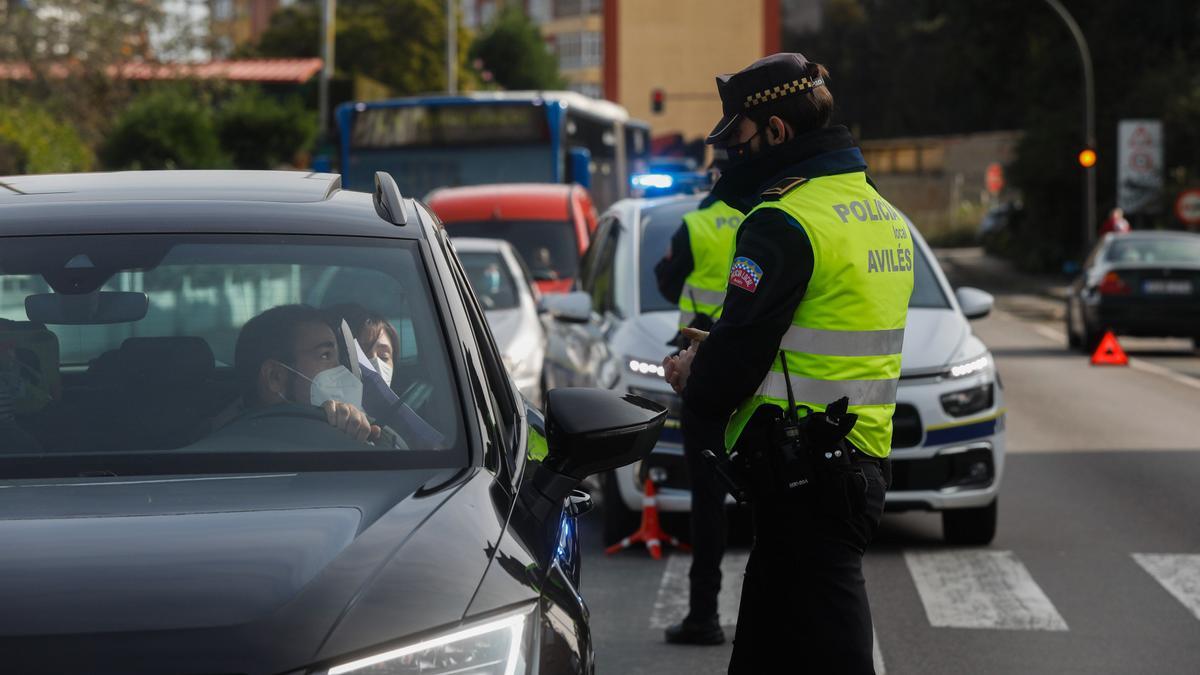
[0,234,466,479]
[910,243,950,309]
[639,200,699,313]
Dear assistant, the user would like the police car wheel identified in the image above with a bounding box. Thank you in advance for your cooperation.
[942,498,998,546]
[602,471,640,547]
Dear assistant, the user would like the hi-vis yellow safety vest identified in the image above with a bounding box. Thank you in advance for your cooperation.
[679,199,743,329]
[724,173,914,458]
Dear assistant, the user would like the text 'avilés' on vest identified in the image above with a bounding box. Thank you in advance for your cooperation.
[832,199,913,274]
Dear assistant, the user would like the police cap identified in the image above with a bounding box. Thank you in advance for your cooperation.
[705,52,826,145]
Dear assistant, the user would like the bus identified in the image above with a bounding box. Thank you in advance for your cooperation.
[336,91,651,209]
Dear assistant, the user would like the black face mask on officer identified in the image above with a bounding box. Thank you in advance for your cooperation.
[720,116,791,169]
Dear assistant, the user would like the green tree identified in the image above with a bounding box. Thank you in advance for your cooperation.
[215,88,318,169]
[100,87,227,170]
[0,104,94,174]
[251,0,473,95]
[469,6,565,91]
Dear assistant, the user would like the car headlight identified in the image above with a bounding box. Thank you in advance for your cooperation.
[325,607,532,675]
[626,356,665,378]
[946,354,992,379]
[940,383,994,417]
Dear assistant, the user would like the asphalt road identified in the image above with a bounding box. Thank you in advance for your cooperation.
[575,252,1200,674]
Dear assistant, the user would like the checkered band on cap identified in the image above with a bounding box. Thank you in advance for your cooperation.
[743,77,825,109]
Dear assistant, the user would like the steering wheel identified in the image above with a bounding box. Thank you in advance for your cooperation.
[248,403,409,449]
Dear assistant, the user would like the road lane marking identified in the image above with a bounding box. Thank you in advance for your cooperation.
[904,550,1068,630]
[873,626,885,674]
[649,552,749,628]
[1133,554,1200,621]
[995,308,1200,392]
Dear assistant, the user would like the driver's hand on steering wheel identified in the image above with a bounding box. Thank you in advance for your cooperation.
[321,400,382,443]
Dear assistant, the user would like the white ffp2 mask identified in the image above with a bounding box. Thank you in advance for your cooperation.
[370,356,394,387]
[281,363,364,409]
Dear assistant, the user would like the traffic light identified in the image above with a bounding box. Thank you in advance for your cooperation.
[1078,147,1097,168]
[651,88,664,114]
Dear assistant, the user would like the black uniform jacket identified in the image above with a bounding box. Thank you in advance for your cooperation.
[682,125,870,422]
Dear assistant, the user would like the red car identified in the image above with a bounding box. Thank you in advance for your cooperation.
[427,183,599,294]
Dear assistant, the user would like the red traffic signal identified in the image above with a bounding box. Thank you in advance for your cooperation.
[651,88,664,114]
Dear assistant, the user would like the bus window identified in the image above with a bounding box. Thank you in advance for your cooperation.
[566,110,619,208]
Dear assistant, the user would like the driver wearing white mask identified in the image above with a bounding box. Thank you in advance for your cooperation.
[235,304,381,443]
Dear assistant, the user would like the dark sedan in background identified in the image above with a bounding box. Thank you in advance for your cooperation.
[0,170,664,675]
[1066,231,1200,352]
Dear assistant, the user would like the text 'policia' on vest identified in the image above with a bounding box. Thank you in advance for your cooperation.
[724,172,914,458]
[678,199,743,329]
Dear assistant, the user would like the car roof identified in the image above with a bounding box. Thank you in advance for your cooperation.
[1105,230,1200,242]
[425,183,574,222]
[449,237,513,253]
[0,170,426,239]
[0,170,343,204]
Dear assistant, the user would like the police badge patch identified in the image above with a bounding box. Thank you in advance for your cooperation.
[729,257,763,293]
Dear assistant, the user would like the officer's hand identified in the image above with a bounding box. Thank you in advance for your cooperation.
[681,327,709,343]
[321,400,382,443]
[664,342,698,394]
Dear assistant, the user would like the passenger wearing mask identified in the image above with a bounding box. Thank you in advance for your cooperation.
[324,303,401,388]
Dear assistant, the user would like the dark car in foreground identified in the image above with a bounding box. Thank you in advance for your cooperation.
[0,170,665,674]
[1066,231,1200,352]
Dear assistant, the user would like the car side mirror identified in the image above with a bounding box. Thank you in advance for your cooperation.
[541,291,592,323]
[525,388,665,506]
[955,286,994,320]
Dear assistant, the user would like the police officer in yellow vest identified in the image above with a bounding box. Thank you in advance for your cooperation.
[653,187,745,646]
[664,53,913,673]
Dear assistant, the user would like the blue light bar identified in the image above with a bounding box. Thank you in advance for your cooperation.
[631,173,675,190]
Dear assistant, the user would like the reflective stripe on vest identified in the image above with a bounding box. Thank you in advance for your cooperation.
[779,326,906,357]
[724,172,914,458]
[679,200,742,328]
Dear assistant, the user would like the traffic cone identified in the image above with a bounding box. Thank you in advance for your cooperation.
[1091,330,1129,366]
[604,478,690,560]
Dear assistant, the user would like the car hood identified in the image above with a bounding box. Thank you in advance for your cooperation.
[0,467,499,674]
[900,307,970,374]
[624,311,680,359]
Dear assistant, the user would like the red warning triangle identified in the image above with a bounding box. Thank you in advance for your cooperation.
[1091,331,1128,366]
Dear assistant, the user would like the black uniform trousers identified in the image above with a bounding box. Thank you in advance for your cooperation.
[728,454,890,675]
[681,405,729,624]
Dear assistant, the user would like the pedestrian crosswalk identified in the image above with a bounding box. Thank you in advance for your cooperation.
[647,548,1200,672]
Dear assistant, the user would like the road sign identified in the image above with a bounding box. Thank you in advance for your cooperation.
[1175,189,1200,227]
[1117,119,1163,214]
[985,163,1004,194]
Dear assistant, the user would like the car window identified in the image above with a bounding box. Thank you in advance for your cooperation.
[1105,237,1200,264]
[459,251,520,311]
[578,216,613,290]
[444,220,580,281]
[0,234,465,478]
[639,200,699,313]
[910,244,951,309]
[587,221,620,314]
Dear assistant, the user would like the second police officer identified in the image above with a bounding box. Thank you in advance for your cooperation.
[664,52,914,673]
[653,159,746,646]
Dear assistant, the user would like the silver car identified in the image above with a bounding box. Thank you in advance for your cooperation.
[542,195,1006,545]
[449,237,547,407]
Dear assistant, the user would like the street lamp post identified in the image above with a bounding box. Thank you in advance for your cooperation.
[1043,0,1096,252]
[319,0,337,141]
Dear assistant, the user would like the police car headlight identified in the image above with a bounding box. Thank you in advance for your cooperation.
[324,606,533,675]
[940,383,994,417]
[946,354,992,379]
[626,357,666,378]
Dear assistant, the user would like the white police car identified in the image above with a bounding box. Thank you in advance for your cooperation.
[542,194,1005,546]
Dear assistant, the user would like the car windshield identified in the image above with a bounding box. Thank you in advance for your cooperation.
[910,243,950,309]
[0,234,465,479]
[443,220,579,282]
[458,251,520,311]
[639,200,697,313]
[1105,237,1200,264]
